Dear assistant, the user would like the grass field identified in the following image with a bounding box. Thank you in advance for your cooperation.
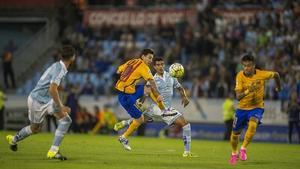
[0,131,299,169]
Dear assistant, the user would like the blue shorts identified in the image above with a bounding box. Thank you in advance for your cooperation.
[232,108,264,132]
[118,85,145,119]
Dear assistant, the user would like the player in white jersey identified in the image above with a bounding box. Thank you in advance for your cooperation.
[114,57,193,157]
[6,45,76,160]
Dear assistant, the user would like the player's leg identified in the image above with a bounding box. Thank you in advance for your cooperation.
[114,99,151,131]
[47,107,71,160]
[118,93,145,150]
[173,116,192,157]
[6,96,44,151]
[6,123,41,151]
[240,108,263,161]
[229,109,247,165]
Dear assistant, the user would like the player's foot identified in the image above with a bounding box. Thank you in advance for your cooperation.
[239,148,247,161]
[229,153,238,165]
[6,135,18,151]
[114,121,126,131]
[118,136,131,151]
[47,150,67,161]
[182,151,197,157]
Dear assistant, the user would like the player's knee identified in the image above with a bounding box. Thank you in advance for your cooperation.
[62,115,72,125]
[30,125,41,134]
[232,131,241,136]
[182,122,190,129]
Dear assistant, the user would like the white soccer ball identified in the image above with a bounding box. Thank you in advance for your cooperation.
[169,63,184,78]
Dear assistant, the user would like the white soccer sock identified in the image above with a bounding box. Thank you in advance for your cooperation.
[182,123,191,152]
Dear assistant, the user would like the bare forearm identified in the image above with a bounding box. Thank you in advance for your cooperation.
[236,89,250,101]
[149,79,160,97]
[177,87,187,98]
[274,72,281,90]
[49,84,63,107]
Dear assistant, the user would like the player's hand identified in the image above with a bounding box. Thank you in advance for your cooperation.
[143,85,151,96]
[156,95,163,102]
[181,97,190,107]
[60,105,71,114]
[249,81,259,92]
[275,86,281,92]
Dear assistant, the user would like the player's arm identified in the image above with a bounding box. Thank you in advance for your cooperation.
[235,72,258,101]
[236,84,258,101]
[140,65,164,104]
[177,86,189,107]
[148,89,166,110]
[273,72,281,92]
[49,67,70,114]
[49,83,70,113]
[148,79,165,108]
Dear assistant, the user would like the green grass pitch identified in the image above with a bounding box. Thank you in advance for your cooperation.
[0,131,299,169]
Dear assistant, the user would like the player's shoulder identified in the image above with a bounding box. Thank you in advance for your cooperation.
[236,70,244,78]
[50,61,66,74]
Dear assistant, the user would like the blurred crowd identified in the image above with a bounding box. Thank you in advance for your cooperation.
[53,0,300,103]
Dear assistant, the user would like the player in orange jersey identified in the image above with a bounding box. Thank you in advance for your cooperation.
[229,53,281,165]
[115,48,164,150]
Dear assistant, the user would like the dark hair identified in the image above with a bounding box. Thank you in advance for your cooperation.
[241,53,255,62]
[152,57,164,65]
[61,45,76,60]
[140,48,154,57]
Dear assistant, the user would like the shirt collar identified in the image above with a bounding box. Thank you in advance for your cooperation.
[154,71,166,80]
[60,60,68,73]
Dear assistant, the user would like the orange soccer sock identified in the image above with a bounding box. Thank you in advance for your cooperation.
[230,132,240,154]
[242,120,257,149]
[123,120,141,138]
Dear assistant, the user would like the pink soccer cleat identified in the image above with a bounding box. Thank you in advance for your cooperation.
[229,154,238,165]
[239,148,247,161]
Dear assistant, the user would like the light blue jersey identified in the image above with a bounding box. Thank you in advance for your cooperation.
[30,61,68,104]
[152,71,181,108]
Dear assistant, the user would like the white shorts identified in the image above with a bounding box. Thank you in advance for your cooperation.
[27,96,58,124]
[144,105,182,126]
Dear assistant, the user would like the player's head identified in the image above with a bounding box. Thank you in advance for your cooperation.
[61,45,76,63]
[152,57,164,74]
[241,53,255,76]
[140,48,154,66]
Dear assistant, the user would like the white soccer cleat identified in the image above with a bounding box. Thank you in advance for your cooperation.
[118,136,131,151]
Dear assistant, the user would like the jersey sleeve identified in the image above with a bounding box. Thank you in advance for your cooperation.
[117,62,127,74]
[235,72,243,91]
[259,70,275,80]
[140,65,154,81]
[50,66,65,86]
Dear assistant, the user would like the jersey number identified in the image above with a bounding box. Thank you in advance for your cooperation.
[120,61,141,82]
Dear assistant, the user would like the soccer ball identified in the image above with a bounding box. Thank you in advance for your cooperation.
[169,63,184,78]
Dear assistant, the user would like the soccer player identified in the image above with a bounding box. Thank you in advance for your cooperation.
[229,53,281,165]
[115,48,164,151]
[114,57,193,157]
[6,45,76,160]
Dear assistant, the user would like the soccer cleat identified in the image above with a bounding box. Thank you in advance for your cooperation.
[47,150,67,161]
[229,154,238,165]
[239,148,247,161]
[118,136,131,151]
[182,151,197,158]
[6,135,18,151]
[114,121,126,131]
